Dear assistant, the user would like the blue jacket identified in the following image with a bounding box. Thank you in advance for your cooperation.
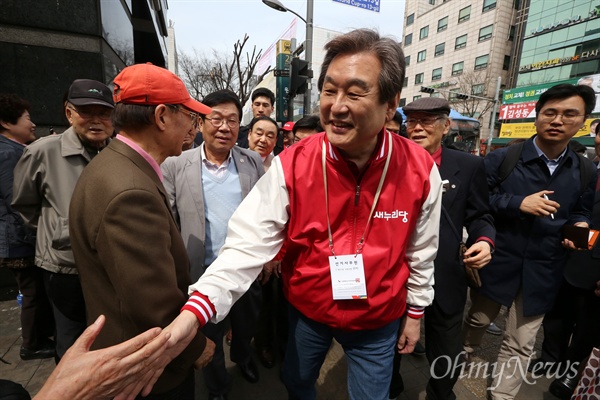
[0,135,35,259]
[479,137,597,316]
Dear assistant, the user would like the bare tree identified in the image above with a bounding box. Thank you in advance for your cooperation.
[178,34,271,104]
[438,70,496,121]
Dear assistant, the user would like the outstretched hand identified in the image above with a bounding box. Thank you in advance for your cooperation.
[139,310,201,397]
[34,315,170,400]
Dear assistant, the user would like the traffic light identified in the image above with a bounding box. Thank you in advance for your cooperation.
[289,57,312,96]
[455,93,469,100]
[420,86,435,94]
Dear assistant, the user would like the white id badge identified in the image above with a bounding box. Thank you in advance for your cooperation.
[329,254,367,300]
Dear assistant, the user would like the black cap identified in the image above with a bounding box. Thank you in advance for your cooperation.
[403,97,450,115]
[67,79,114,108]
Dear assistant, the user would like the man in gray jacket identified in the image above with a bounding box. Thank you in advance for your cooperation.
[12,79,114,360]
[162,89,264,400]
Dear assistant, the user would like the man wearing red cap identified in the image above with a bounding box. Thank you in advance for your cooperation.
[69,63,214,399]
[12,78,114,361]
[281,120,295,149]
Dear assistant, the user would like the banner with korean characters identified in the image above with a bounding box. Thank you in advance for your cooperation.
[499,119,598,138]
[499,102,537,120]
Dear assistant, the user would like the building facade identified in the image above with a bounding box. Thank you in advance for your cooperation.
[498,0,600,145]
[0,0,169,135]
[401,0,519,145]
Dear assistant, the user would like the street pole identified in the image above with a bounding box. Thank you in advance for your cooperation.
[304,0,313,115]
[288,38,296,121]
[486,76,502,154]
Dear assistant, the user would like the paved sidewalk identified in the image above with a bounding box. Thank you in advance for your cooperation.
[0,295,554,399]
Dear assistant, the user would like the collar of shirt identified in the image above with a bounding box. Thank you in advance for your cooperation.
[431,146,443,168]
[331,131,385,182]
[532,136,567,164]
[116,134,163,181]
[200,143,232,176]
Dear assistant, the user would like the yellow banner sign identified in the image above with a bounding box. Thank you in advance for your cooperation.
[500,119,597,138]
[276,40,292,55]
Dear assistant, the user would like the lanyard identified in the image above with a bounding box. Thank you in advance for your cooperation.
[322,131,393,257]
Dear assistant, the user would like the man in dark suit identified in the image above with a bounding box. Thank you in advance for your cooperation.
[463,84,597,399]
[162,89,265,400]
[535,132,600,399]
[69,63,214,399]
[391,97,495,400]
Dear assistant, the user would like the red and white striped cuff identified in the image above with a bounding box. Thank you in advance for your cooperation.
[407,305,425,319]
[181,291,215,327]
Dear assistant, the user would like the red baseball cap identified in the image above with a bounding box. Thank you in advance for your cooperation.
[282,121,295,131]
[112,63,212,115]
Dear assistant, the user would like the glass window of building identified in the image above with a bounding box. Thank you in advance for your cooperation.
[399,98,407,107]
[418,50,427,63]
[509,25,515,41]
[435,42,445,56]
[474,54,489,70]
[479,25,493,42]
[472,84,485,95]
[449,88,460,99]
[458,6,471,23]
[415,73,424,84]
[403,77,408,87]
[452,61,464,76]
[455,34,467,49]
[413,95,422,101]
[405,33,413,46]
[407,13,414,26]
[432,68,443,81]
[503,55,511,71]
[405,55,411,66]
[482,0,496,13]
[420,26,429,40]
[429,0,435,5]
[438,16,448,32]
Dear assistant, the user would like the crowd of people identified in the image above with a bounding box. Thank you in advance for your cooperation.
[0,28,599,400]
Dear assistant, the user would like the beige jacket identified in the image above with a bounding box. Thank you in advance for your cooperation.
[12,128,98,274]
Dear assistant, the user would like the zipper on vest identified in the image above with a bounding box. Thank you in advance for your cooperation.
[354,185,360,206]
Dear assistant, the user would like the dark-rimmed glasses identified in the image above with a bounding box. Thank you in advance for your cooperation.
[205,116,240,129]
[538,111,585,125]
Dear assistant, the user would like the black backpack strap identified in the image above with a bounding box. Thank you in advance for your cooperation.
[576,152,596,196]
[497,141,525,184]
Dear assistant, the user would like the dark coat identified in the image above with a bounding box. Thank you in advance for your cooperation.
[434,147,495,314]
[69,139,206,394]
[0,135,34,259]
[479,137,597,316]
[564,165,600,290]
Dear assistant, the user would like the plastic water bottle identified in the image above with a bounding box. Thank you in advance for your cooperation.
[16,292,23,308]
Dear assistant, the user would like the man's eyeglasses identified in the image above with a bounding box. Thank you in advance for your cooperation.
[67,106,112,120]
[405,116,445,128]
[167,104,200,129]
[538,111,585,125]
[205,116,240,129]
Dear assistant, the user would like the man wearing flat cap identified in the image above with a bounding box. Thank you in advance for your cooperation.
[69,63,214,399]
[390,97,495,400]
[12,79,115,361]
